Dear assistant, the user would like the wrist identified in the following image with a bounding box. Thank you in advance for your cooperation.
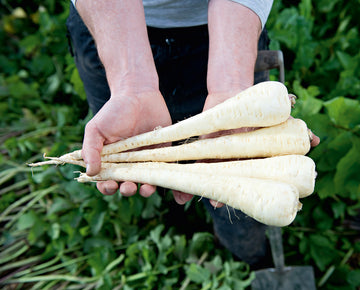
[108,70,159,97]
[207,59,255,94]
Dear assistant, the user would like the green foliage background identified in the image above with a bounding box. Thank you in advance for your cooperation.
[1,0,359,289]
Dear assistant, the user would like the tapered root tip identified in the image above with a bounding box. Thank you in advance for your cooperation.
[27,159,65,167]
[75,173,95,183]
[27,154,86,168]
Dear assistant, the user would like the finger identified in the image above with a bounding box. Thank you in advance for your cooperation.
[97,180,119,195]
[209,199,224,208]
[139,184,157,198]
[119,181,138,196]
[82,122,105,176]
[172,190,194,205]
[310,133,320,147]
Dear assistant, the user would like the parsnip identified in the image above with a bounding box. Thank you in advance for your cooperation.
[76,165,302,227]
[29,118,310,166]
[29,154,316,198]
[95,118,310,163]
[68,81,292,159]
[95,155,315,198]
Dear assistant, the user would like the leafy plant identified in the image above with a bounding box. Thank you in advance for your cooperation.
[1,0,359,289]
[267,1,360,289]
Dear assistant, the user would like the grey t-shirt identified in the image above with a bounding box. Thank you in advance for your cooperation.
[71,0,273,29]
[143,0,273,29]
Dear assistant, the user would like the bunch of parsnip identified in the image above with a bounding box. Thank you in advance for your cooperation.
[29,81,316,227]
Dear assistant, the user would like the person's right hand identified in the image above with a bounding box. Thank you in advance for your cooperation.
[81,90,172,197]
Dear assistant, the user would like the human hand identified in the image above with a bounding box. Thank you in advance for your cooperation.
[82,91,172,197]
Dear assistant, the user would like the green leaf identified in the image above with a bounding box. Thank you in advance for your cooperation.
[334,138,360,194]
[84,237,114,254]
[324,97,360,129]
[19,34,41,55]
[48,197,73,215]
[8,77,39,99]
[347,269,360,287]
[336,51,355,70]
[173,235,187,261]
[150,225,170,251]
[0,54,18,74]
[315,131,352,172]
[70,67,87,100]
[312,206,333,230]
[90,210,106,236]
[327,131,353,152]
[17,210,37,230]
[124,240,154,274]
[29,54,55,76]
[148,225,173,274]
[331,201,347,219]
[49,222,60,240]
[188,232,213,260]
[38,6,54,34]
[117,198,134,224]
[204,255,223,275]
[87,247,115,276]
[299,236,309,255]
[309,234,338,271]
[79,226,90,237]
[316,0,339,13]
[85,199,107,236]
[291,80,322,117]
[344,180,360,200]
[186,263,211,284]
[304,114,334,150]
[28,218,47,244]
[141,192,162,219]
[299,0,314,21]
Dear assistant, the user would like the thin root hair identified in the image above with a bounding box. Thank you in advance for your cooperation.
[232,207,240,221]
[226,204,233,224]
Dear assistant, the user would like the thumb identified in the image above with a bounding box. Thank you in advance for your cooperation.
[82,123,104,176]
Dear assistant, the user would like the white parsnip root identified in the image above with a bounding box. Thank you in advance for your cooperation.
[76,166,302,227]
[72,153,315,226]
[94,155,315,198]
[67,81,292,159]
[33,155,315,198]
[99,118,310,163]
[28,81,317,227]
[33,118,311,166]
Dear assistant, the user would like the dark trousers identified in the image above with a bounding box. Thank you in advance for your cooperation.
[66,3,270,267]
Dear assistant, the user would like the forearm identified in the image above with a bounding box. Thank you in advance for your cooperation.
[207,0,262,95]
[76,0,158,95]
